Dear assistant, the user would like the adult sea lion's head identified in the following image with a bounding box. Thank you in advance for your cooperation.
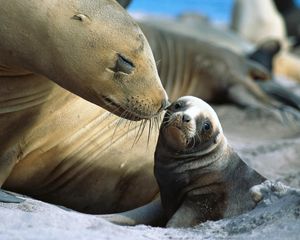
[160,96,223,154]
[33,0,168,120]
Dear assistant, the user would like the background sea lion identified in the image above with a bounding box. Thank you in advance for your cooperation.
[139,21,300,114]
[273,0,300,41]
[247,39,281,72]
[0,0,168,209]
[155,96,266,227]
[273,0,300,57]
[231,0,286,44]
[230,0,300,82]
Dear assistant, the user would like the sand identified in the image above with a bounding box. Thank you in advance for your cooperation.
[0,76,300,239]
[0,182,299,240]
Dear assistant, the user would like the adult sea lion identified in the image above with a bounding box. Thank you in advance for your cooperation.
[273,0,300,56]
[139,15,300,83]
[231,0,286,44]
[139,21,300,113]
[0,0,168,119]
[0,0,169,210]
[230,0,300,82]
[155,96,266,227]
[247,39,281,72]
[273,0,300,39]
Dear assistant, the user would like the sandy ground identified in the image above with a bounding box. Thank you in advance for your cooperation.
[0,186,299,240]
[0,76,300,239]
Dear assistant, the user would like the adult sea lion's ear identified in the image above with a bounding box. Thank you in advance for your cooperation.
[71,13,91,23]
[116,0,132,9]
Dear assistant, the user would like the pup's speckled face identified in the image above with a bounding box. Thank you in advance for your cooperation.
[161,96,223,153]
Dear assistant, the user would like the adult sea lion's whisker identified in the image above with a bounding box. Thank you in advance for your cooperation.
[143,119,148,132]
[138,119,148,145]
[127,119,136,137]
[111,108,133,140]
[157,115,162,129]
[162,118,169,124]
[111,116,125,142]
[164,118,174,128]
[132,119,145,146]
[103,111,113,121]
[147,119,152,146]
[154,116,160,131]
[124,119,134,138]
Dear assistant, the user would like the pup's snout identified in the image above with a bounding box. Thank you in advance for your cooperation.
[182,114,191,123]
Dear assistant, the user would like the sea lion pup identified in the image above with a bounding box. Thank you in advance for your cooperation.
[154,96,266,228]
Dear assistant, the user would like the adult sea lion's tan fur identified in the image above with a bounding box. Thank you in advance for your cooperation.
[0,0,168,120]
[0,0,168,211]
[155,96,266,227]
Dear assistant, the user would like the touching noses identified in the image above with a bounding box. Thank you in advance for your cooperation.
[160,99,171,111]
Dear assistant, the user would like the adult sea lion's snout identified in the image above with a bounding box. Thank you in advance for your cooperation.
[101,87,169,121]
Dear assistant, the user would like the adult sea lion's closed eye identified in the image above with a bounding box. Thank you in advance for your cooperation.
[109,54,135,75]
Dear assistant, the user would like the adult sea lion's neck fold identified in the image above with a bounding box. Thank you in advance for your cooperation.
[0,0,52,73]
[0,65,32,77]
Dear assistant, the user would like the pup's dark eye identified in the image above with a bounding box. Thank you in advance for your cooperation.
[203,122,211,131]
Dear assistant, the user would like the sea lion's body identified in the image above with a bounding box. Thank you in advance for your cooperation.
[1,75,159,213]
[155,96,266,227]
[140,22,300,111]
[0,0,168,212]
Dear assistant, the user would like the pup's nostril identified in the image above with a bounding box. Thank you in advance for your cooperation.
[182,114,191,123]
